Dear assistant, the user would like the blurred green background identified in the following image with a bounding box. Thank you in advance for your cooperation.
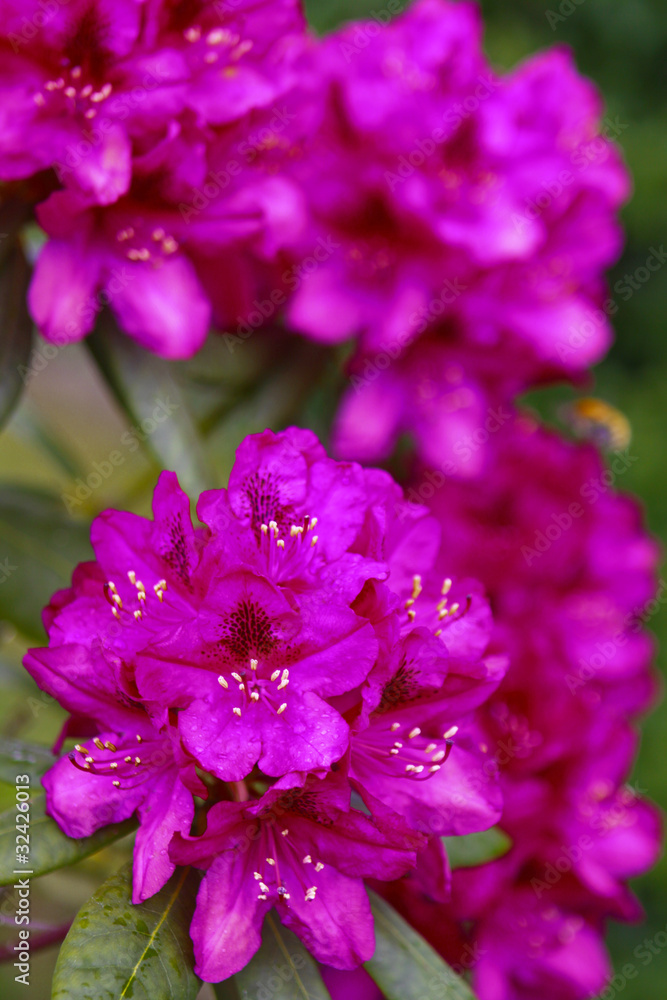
[0,1,664,997]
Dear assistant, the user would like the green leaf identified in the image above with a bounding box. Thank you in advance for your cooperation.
[87,319,215,497]
[365,891,478,1000]
[444,827,512,869]
[0,486,92,639]
[0,789,136,886]
[52,861,201,1000]
[0,244,33,430]
[233,912,332,1000]
[0,737,55,783]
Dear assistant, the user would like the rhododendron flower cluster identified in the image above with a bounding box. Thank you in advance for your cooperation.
[2,0,308,356]
[278,0,630,473]
[4,0,628,452]
[390,414,661,1000]
[25,427,505,982]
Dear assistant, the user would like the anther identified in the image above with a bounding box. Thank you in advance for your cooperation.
[425,743,437,754]
[315,862,324,872]
[128,571,136,584]
[281,829,289,837]
[408,728,421,739]
[271,670,281,682]
[113,780,120,787]
[231,672,243,683]
[443,725,459,739]
[266,858,276,866]
[303,855,312,864]
[277,703,287,714]
[390,723,400,732]
[250,659,258,671]
[104,742,117,751]
[233,707,242,717]
[218,676,229,689]
[94,738,105,750]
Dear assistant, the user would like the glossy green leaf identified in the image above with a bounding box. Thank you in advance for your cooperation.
[444,827,512,869]
[233,912,332,1000]
[0,789,136,886]
[0,737,55,783]
[52,862,201,1000]
[87,319,215,497]
[365,891,477,1000]
[0,244,33,430]
[0,486,92,639]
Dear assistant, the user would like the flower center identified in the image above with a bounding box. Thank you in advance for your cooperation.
[251,823,326,905]
[258,516,319,581]
[353,721,457,781]
[69,732,170,790]
[33,65,113,122]
[403,574,471,636]
[217,657,290,719]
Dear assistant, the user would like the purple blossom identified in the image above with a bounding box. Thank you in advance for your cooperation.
[275,0,629,471]
[25,427,504,980]
[0,0,306,204]
[410,413,661,1000]
[171,772,423,981]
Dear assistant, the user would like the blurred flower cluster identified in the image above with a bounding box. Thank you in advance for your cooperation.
[7,1,660,998]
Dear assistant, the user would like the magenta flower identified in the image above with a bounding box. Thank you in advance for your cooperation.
[25,427,504,981]
[349,582,505,837]
[0,0,306,205]
[171,772,423,981]
[23,637,204,904]
[276,0,628,470]
[27,119,305,356]
[412,413,661,1000]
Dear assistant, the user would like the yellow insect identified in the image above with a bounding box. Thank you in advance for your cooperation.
[562,397,632,452]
